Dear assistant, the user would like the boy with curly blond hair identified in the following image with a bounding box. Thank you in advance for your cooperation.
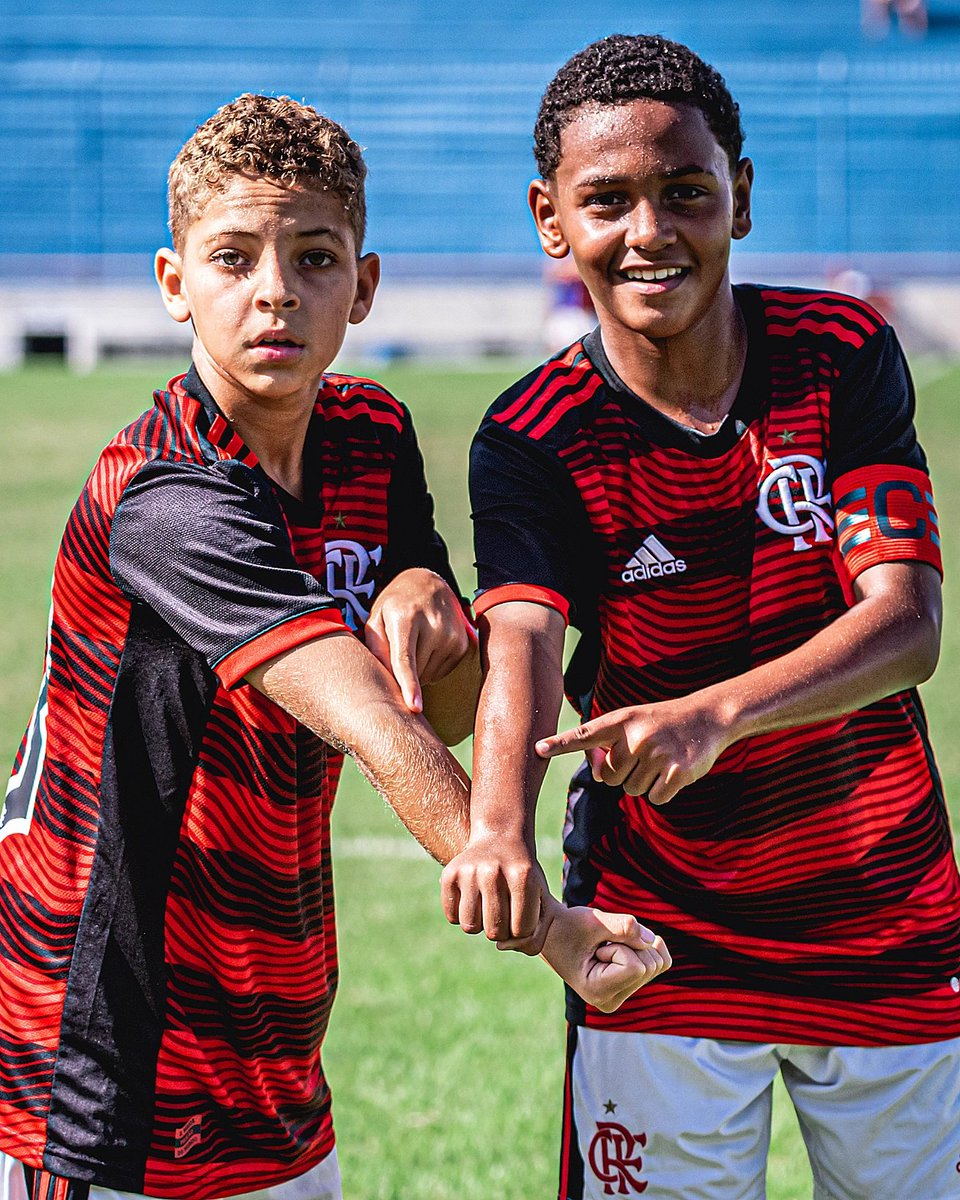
[0,94,668,1200]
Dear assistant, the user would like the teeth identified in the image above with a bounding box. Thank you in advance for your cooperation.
[623,266,683,282]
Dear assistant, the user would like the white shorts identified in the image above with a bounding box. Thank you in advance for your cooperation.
[562,1026,960,1199]
[0,1149,341,1200]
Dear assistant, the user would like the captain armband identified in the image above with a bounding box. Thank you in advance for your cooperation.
[833,464,943,582]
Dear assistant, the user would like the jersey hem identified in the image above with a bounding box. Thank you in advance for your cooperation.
[572,993,960,1047]
[29,1136,337,1199]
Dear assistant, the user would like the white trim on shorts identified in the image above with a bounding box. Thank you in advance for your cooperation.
[0,1149,341,1200]
[565,1028,960,1200]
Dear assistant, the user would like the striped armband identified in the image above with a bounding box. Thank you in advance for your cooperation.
[833,464,942,581]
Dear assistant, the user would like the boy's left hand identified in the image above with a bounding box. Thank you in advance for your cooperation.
[533,897,671,1013]
[365,568,475,712]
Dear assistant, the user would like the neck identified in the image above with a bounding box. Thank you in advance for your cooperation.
[599,289,747,434]
[225,399,311,499]
[193,356,315,500]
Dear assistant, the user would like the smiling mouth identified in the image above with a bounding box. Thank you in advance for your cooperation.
[619,266,686,282]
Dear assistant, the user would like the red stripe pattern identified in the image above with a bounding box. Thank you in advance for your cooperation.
[484,288,960,1046]
[1,371,417,1196]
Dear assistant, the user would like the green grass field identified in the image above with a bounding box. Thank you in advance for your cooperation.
[3,356,960,1199]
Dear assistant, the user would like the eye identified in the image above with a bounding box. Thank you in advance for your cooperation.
[665,184,710,204]
[301,249,335,268]
[585,191,627,210]
[210,248,246,267]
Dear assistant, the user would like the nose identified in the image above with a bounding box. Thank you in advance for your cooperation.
[625,197,675,252]
[254,253,299,311]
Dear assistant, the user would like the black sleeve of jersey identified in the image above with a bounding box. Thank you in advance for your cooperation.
[110,458,340,668]
[827,323,928,485]
[381,407,461,597]
[470,424,599,629]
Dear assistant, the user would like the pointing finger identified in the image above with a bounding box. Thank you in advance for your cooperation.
[535,718,618,758]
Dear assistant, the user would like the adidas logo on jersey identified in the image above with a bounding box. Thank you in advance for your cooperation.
[621,535,687,583]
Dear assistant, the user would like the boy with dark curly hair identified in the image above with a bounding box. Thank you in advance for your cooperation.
[0,93,669,1200]
[442,33,960,1199]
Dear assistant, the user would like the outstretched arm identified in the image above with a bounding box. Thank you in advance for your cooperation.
[249,629,472,861]
[247,628,668,1010]
[440,600,567,944]
[538,561,941,800]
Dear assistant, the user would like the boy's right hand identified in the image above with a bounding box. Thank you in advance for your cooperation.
[440,834,547,946]
[537,898,671,1013]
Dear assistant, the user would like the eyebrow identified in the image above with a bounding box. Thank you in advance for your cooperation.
[297,226,348,246]
[202,226,348,247]
[575,164,715,188]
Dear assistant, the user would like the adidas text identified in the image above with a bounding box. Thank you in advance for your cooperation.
[622,534,687,583]
[622,559,687,583]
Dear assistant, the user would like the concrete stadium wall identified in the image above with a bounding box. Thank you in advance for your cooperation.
[0,277,553,371]
[2,272,960,372]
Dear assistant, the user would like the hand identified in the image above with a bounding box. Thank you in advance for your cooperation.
[365,568,475,713]
[535,697,730,804]
[440,834,548,947]
[537,898,671,1013]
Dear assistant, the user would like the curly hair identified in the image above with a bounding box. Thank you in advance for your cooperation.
[168,94,367,251]
[534,34,744,179]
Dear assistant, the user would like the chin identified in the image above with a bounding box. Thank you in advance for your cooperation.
[615,310,687,341]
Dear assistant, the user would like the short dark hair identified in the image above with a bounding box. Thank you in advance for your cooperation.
[534,34,744,179]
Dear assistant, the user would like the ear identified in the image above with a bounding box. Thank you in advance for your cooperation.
[155,248,192,323]
[349,252,381,325]
[528,179,570,260]
[731,158,754,242]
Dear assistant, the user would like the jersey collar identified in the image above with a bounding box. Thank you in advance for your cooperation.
[178,364,260,468]
[583,284,770,457]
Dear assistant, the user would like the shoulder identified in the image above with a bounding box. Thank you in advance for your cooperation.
[114,456,276,525]
[318,372,410,437]
[744,283,889,358]
[107,458,291,585]
[479,340,603,448]
[79,376,222,510]
[72,412,164,525]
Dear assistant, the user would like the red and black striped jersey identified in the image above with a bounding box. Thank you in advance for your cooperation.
[472,285,960,1046]
[0,367,457,1197]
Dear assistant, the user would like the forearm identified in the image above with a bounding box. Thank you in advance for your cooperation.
[537,562,943,802]
[707,561,942,745]
[248,632,470,863]
[420,636,482,746]
[470,603,567,845]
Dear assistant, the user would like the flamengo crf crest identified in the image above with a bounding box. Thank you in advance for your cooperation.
[588,1121,648,1194]
[324,539,383,629]
[757,454,834,551]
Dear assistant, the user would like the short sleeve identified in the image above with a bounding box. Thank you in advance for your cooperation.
[382,408,462,597]
[110,458,349,687]
[829,325,942,584]
[469,425,598,626]
[827,324,926,483]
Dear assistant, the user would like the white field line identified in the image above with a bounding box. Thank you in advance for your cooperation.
[336,834,563,860]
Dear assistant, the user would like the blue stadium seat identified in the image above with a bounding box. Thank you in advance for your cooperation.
[2,0,959,273]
